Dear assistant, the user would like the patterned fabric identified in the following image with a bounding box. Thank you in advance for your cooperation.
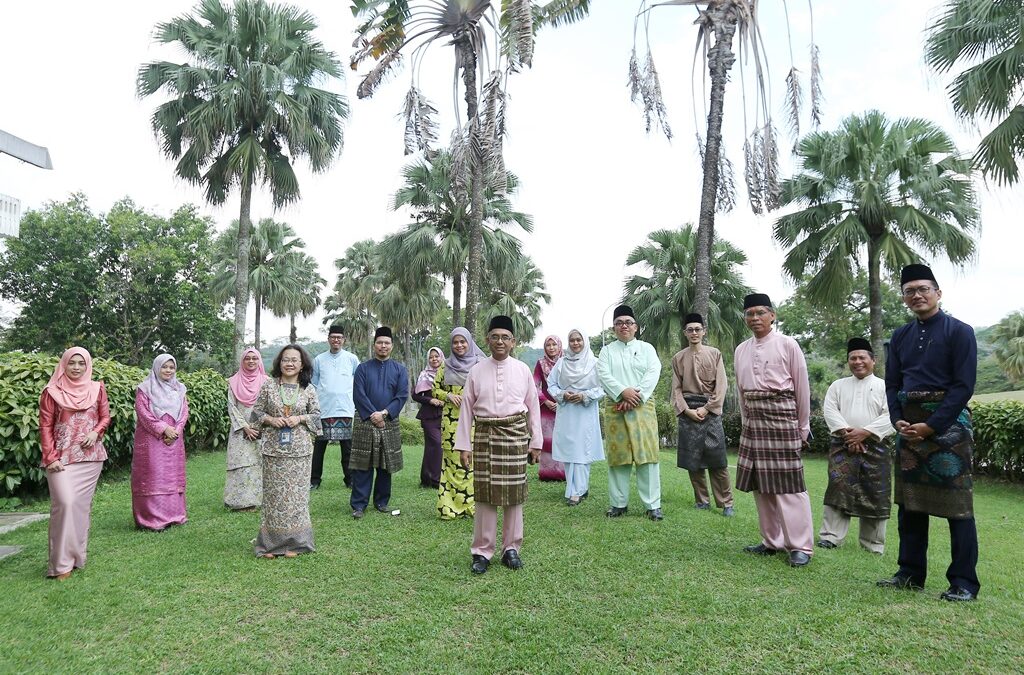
[249,380,321,459]
[472,413,530,506]
[534,360,564,481]
[735,390,806,494]
[604,399,660,467]
[350,417,403,473]
[224,389,262,509]
[823,435,891,519]
[895,391,974,519]
[321,417,353,441]
[254,454,315,556]
[54,396,109,465]
[676,394,728,471]
[224,465,262,510]
[434,363,474,519]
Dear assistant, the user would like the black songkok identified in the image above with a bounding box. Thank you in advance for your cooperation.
[374,326,393,340]
[847,337,873,355]
[743,293,773,310]
[487,315,515,335]
[900,264,938,286]
[328,324,345,336]
[683,313,704,326]
[613,304,635,320]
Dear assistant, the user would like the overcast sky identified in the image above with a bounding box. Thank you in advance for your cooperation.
[1,1,1019,349]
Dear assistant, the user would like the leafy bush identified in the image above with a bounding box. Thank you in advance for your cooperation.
[0,351,228,496]
[722,411,834,455]
[399,416,425,445]
[971,401,1024,480]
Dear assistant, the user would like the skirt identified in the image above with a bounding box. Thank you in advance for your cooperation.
[224,464,262,510]
[676,394,728,471]
[735,390,806,494]
[46,460,103,577]
[823,435,892,519]
[473,413,531,507]
[254,454,315,556]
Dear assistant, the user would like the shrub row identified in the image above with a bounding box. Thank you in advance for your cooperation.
[0,351,228,497]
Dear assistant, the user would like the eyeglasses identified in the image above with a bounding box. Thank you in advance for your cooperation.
[613,320,637,327]
[684,327,704,334]
[744,310,771,318]
[488,334,514,343]
[902,285,935,298]
[280,358,302,364]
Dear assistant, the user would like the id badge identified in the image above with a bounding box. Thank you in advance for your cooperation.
[278,427,293,445]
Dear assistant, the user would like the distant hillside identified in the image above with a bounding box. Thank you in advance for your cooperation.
[518,347,543,370]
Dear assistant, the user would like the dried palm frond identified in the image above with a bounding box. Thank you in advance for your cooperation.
[480,70,509,193]
[744,131,764,215]
[627,48,642,103]
[449,127,471,203]
[644,52,673,140]
[697,133,737,213]
[357,51,401,99]
[400,85,439,155]
[502,0,535,69]
[785,66,803,151]
[762,123,782,211]
[810,44,823,128]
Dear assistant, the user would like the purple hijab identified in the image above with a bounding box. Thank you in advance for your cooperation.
[137,354,187,421]
[443,327,486,387]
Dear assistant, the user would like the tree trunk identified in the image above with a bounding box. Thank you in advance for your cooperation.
[289,312,297,345]
[254,293,262,349]
[459,39,484,336]
[452,272,463,327]
[233,176,253,361]
[867,237,885,371]
[693,5,739,322]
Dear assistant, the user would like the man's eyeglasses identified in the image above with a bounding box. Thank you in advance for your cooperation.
[744,310,771,319]
[902,285,935,298]
[613,320,637,327]
[684,327,704,334]
[487,334,514,343]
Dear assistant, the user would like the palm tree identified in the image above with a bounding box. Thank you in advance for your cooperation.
[382,150,532,325]
[210,218,308,348]
[350,0,563,333]
[925,0,1024,186]
[480,255,551,344]
[324,240,386,356]
[138,0,348,360]
[548,1,821,323]
[622,225,751,354]
[991,310,1024,385]
[281,253,326,344]
[774,110,979,360]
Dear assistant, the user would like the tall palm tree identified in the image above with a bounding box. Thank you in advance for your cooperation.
[926,0,1024,186]
[480,254,551,344]
[622,225,751,354]
[281,253,327,344]
[210,218,307,348]
[549,1,821,323]
[324,239,386,356]
[350,0,565,333]
[138,0,348,360]
[991,310,1024,385]
[774,110,979,360]
[382,149,532,325]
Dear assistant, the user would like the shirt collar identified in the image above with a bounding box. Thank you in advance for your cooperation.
[753,327,777,344]
[916,309,945,326]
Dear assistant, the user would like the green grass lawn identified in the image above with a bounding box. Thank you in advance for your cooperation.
[2,447,1023,673]
[972,390,1024,404]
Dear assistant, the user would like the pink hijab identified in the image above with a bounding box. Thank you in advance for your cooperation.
[43,347,101,411]
[228,347,267,407]
[415,347,445,394]
[138,354,187,421]
[538,334,563,379]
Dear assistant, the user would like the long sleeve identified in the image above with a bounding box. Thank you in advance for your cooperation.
[134,389,168,437]
[227,390,250,432]
[352,363,373,421]
[385,363,409,420]
[734,344,748,427]
[39,391,58,467]
[580,385,605,405]
[865,384,896,440]
[311,356,321,388]
[534,362,553,404]
[637,344,662,403]
[885,328,905,424]
[525,367,543,449]
[94,384,111,435]
[597,345,625,401]
[432,363,450,402]
[302,387,321,435]
[822,381,848,433]
[708,354,728,414]
[454,370,478,452]
[411,389,433,406]
[789,341,811,440]
[670,354,687,415]
[546,360,566,403]
[249,382,271,428]
[925,322,977,434]
[174,397,189,435]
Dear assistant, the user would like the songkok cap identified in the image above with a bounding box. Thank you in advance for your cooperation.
[743,293,773,310]
[374,326,393,340]
[683,312,704,326]
[613,304,635,320]
[900,264,937,286]
[328,324,345,336]
[847,337,873,354]
[487,315,515,335]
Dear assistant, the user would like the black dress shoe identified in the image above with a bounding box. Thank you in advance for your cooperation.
[375,505,389,513]
[789,551,811,567]
[645,508,664,521]
[743,543,779,555]
[940,586,977,602]
[352,509,364,519]
[816,539,838,549]
[605,506,628,518]
[309,482,321,490]
[876,575,924,591]
[471,554,490,575]
[501,549,523,570]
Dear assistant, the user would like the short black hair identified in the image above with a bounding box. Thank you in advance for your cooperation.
[271,344,314,388]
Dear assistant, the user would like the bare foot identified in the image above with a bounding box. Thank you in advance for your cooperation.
[262,553,276,559]
[283,551,298,558]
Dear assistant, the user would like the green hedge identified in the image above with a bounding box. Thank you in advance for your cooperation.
[399,416,425,445]
[971,401,1024,480]
[0,351,228,496]
[721,412,832,454]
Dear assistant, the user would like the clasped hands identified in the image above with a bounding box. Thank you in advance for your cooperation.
[613,387,643,412]
[683,407,709,422]
[265,415,303,429]
[369,411,387,429]
[895,420,934,443]
[836,427,872,453]
[161,426,180,446]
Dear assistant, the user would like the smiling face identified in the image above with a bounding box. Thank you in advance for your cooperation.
[684,322,705,346]
[487,329,515,360]
[428,350,443,369]
[568,331,585,355]
[374,336,393,360]
[744,306,775,338]
[327,332,345,354]
[279,348,301,378]
[544,338,560,358]
[451,335,469,357]
[242,352,261,372]
[65,354,87,380]
[613,315,638,343]
[159,358,177,381]
[847,349,875,379]
[901,278,942,319]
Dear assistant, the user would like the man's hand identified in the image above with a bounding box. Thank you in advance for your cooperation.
[694,407,708,421]
[460,451,473,470]
[843,428,872,446]
[683,409,700,422]
[801,439,810,452]
[620,387,643,407]
[899,422,934,442]
[370,411,386,428]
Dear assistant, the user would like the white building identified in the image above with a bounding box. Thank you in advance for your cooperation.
[0,193,21,238]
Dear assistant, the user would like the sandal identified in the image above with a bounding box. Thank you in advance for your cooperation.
[262,553,276,559]
[283,551,298,558]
